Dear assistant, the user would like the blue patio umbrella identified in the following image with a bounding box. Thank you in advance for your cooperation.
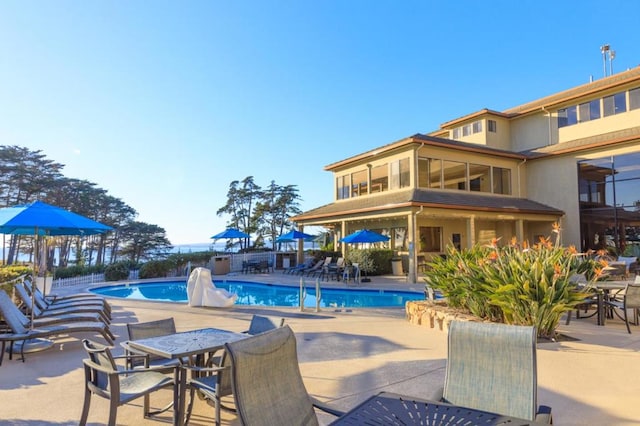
[211,228,250,240]
[340,229,390,244]
[0,200,113,349]
[276,230,314,242]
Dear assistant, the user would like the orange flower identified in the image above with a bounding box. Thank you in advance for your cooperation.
[566,245,578,254]
[486,237,502,248]
[510,236,518,246]
[552,222,561,234]
[487,251,498,261]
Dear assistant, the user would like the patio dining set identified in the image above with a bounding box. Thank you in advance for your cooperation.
[75,318,552,426]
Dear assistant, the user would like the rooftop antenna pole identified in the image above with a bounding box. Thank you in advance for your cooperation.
[609,49,616,76]
[600,44,610,77]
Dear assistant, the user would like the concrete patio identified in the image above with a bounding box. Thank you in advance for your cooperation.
[1,272,639,425]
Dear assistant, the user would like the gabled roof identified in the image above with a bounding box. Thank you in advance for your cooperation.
[293,188,563,222]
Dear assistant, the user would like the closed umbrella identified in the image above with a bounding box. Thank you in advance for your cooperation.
[0,200,113,352]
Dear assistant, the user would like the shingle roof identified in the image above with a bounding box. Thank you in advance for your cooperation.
[293,189,563,221]
[523,126,640,157]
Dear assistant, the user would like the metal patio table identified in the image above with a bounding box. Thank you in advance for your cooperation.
[330,392,546,425]
[126,327,248,426]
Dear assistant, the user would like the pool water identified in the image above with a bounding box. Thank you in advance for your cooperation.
[90,280,424,308]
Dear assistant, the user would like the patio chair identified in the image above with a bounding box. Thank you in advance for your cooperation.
[243,314,285,335]
[27,281,112,316]
[299,259,324,276]
[182,349,234,426]
[123,318,181,369]
[79,339,175,426]
[434,321,552,423]
[225,325,345,426]
[0,290,114,365]
[603,282,640,333]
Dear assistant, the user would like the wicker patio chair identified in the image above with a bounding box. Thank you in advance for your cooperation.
[0,290,114,365]
[225,325,345,426]
[79,339,175,426]
[434,321,552,423]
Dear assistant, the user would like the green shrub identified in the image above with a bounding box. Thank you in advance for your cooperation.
[104,262,130,281]
[345,249,393,276]
[139,260,173,279]
[424,230,598,339]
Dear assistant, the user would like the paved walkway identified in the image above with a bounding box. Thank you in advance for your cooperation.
[1,272,639,425]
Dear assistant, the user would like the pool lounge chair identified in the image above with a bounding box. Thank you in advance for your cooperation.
[25,280,112,316]
[13,284,109,326]
[0,290,114,365]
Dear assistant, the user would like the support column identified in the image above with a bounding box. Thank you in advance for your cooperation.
[515,219,524,245]
[408,212,416,284]
[466,216,476,249]
[297,226,305,265]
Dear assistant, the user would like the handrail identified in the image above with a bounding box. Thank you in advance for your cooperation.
[0,273,30,287]
[299,277,305,312]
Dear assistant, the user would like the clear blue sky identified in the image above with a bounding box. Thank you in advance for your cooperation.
[1,1,639,245]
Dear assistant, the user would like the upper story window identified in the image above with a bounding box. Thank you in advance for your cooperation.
[578,99,601,122]
[390,158,410,189]
[556,87,639,128]
[351,170,368,197]
[452,120,484,140]
[488,119,497,132]
[336,175,350,200]
[630,88,640,110]
[370,164,388,193]
[418,157,512,195]
[558,105,577,128]
[603,91,626,117]
[492,167,512,195]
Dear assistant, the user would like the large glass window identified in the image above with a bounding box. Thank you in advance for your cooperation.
[351,170,367,197]
[468,164,491,192]
[390,158,410,189]
[336,175,350,200]
[443,161,466,190]
[578,152,640,253]
[603,92,627,116]
[579,99,601,122]
[370,164,388,193]
[492,167,512,195]
[558,106,577,128]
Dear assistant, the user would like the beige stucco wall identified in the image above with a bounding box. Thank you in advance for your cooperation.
[510,113,552,152]
[559,108,640,143]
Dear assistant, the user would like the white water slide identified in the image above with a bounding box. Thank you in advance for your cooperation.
[187,267,237,308]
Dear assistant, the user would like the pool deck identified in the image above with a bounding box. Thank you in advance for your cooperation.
[1,271,640,425]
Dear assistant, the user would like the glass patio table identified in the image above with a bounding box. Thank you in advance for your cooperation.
[126,327,248,426]
[330,392,547,425]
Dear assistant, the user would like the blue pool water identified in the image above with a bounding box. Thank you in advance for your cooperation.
[90,280,424,308]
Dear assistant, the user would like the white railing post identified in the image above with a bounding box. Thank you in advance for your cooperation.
[299,277,305,312]
[315,278,321,312]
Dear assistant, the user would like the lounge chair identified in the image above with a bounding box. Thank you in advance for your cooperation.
[80,339,175,426]
[26,280,112,316]
[30,285,111,316]
[299,259,324,276]
[433,321,552,423]
[0,290,114,365]
[17,283,111,324]
[14,283,109,326]
[225,326,345,425]
[284,259,313,275]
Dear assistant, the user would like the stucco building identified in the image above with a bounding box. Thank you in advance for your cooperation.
[293,66,640,283]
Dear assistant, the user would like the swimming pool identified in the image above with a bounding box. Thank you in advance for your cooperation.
[90,280,424,308]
